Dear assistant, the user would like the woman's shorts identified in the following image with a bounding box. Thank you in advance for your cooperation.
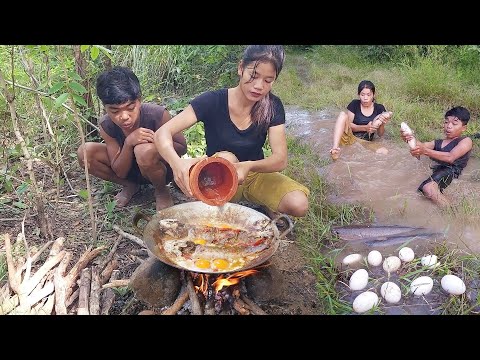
[230,171,310,212]
[340,126,386,152]
[340,126,358,146]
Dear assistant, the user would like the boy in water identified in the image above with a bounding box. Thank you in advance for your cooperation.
[77,67,187,210]
[401,106,472,207]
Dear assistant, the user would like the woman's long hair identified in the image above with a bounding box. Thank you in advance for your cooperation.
[241,45,285,133]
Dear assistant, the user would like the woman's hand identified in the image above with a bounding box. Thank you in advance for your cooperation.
[400,130,414,143]
[171,156,207,197]
[366,121,378,134]
[234,161,252,184]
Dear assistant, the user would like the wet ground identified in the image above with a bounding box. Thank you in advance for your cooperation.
[285,106,480,255]
[285,106,480,315]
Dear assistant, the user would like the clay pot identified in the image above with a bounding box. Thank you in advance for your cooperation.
[189,156,238,206]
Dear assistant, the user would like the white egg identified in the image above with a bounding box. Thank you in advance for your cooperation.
[383,256,401,273]
[342,253,363,266]
[349,269,369,291]
[380,282,402,304]
[441,274,466,295]
[398,247,415,262]
[410,276,434,296]
[421,255,438,268]
[352,291,379,313]
[367,250,383,266]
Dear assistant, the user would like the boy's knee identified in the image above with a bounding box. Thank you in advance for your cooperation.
[134,144,158,167]
[421,181,438,198]
[77,144,88,166]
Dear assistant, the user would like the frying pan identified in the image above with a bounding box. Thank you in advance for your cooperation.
[133,201,293,274]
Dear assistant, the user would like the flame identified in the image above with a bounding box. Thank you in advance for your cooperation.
[194,274,209,296]
[213,269,258,292]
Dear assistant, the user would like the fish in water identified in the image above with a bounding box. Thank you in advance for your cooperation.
[332,225,424,242]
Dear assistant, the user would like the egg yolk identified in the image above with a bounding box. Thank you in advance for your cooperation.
[230,258,244,269]
[213,258,229,270]
[195,259,211,269]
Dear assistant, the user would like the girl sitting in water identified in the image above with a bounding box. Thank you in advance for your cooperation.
[329,80,392,160]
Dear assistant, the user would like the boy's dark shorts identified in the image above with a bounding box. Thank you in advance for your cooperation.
[418,166,456,194]
[126,161,174,185]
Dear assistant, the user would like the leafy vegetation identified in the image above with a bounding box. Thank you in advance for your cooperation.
[1,45,480,314]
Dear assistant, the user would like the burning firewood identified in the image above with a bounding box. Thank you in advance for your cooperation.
[240,294,267,315]
[232,297,250,315]
[161,287,189,315]
[185,272,203,315]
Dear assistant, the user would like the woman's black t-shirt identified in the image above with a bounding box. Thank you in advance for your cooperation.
[347,99,386,141]
[190,88,285,161]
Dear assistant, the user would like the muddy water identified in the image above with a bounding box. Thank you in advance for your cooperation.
[285,106,480,255]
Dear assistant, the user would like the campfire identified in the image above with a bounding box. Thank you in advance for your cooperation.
[187,269,263,315]
[158,267,267,315]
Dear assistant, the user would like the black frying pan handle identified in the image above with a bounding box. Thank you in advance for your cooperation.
[132,212,152,236]
[271,214,294,239]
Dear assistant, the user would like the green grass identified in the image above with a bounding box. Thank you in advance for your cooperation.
[276,47,480,150]
[283,136,480,314]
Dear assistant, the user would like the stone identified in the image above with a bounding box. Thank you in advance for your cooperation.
[244,266,284,302]
[129,257,182,308]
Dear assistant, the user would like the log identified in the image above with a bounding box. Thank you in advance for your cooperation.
[54,251,72,315]
[0,295,19,315]
[240,294,267,315]
[131,249,148,256]
[102,279,130,289]
[185,272,202,315]
[233,297,250,315]
[3,233,66,314]
[112,225,145,248]
[204,298,216,315]
[4,234,21,294]
[89,266,101,315]
[28,281,54,307]
[99,235,122,271]
[0,283,9,304]
[77,268,91,315]
[49,237,64,257]
[65,246,106,300]
[66,288,79,309]
[22,240,53,269]
[138,310,157,315]
[100,259,118,286]
[161,288,189,315]
[100,270,120,315]
[23,251,65,295]
[36,293,55,315]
